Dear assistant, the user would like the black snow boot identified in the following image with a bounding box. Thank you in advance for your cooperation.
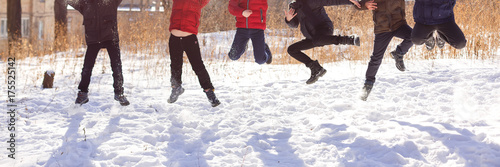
[167,86,185,103]
[114,94,130,106]
[75,91,89,105]
[360,83,373,101]
[425,36,436,51]
[305,60,327,84]
[265,44,272,64]
[436,34,445,49]
[204,89,221,107]
[391,51,406,72]
[339,35,360,46]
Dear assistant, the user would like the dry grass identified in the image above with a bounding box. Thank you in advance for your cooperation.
[7,0,499,64]
[121,0,500,64]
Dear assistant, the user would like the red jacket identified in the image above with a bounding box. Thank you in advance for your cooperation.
[228,0,267,30]
[169,0,210,35]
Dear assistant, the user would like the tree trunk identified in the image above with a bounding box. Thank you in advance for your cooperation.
[54,0,68,52]
[7,0,22,57]
[130,0,134,11]
[140,0,144,11]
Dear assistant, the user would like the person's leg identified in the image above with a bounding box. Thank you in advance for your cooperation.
[228,28,250,61]
[249,29,270,64]
[104,40,124,95]
[183,34,214,90]
[435,21,467,49]
[390,24,414,71]
[411,22,436,45]
[183,34,220,107]
[394,24,414,54]
[169,34,184,87]
[365,32,395,83]
[78,43,101,93]
[287,38,327,84]
[166,34,186,104]
[287,39,316,64]
[312,34,359,46]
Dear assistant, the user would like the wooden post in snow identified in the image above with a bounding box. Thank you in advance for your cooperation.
[42,70,55,88]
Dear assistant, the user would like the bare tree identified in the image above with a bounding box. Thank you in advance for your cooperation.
[7,0,22,57]
[54,0,68,51]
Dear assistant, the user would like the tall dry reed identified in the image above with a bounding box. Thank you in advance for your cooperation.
[12,0,499,64]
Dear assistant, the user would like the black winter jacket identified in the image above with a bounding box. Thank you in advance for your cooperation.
[68,0,122,44]
[413,0,456,25]
[286,0,353,40]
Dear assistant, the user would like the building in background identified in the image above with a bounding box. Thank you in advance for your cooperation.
[0,0,56,55]
[1,0,165,56]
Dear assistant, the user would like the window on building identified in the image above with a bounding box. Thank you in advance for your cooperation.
[21,18,30,37]
[38,21,44,40]
[40,0,45,2]
[0,19,7,38]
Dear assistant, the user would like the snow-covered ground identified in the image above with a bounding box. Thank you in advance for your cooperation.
[1,32,500,167]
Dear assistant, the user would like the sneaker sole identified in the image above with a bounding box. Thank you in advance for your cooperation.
[396,64,405,72]
[391,53,405,72]
[266,55,272,64]
[360,88,372,101]
[306,69,327,84]
[75,99,89,105]
[114,98,130,106]
[212,101,221,107]
[167,88,185,103]
[117,101,130,106]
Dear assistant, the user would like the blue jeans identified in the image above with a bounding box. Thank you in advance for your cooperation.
[228,28,271,64]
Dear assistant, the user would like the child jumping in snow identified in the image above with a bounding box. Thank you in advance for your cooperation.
[69,0,130,106]
[167,0,221,107]
[357,0,414,101]
[411,0,466,50]
[228,0,272,65]
[284,0,361,84]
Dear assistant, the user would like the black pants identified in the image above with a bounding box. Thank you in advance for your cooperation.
[228,28,271,64]
[287,34,349,64]
[169,34,214,90]
[365,24,413,83]
[78,40,124,94]
[411,21,466,49]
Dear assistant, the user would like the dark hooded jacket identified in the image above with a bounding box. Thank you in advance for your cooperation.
[286,0,353,39]
[68,0,122,44]
[413,0,456,25]
[358,0,407,34]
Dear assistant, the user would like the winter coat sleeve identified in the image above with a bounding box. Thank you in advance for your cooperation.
[285,16,299,28]
[285,4,299,28]
[228,0,245,17]
[114,0,123,8]
[310,0,353,8]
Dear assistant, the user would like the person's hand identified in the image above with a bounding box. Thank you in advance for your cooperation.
[284,9,297,21]
[365,0,377,10]
[242,10,252,18]
[350,0,361,8]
